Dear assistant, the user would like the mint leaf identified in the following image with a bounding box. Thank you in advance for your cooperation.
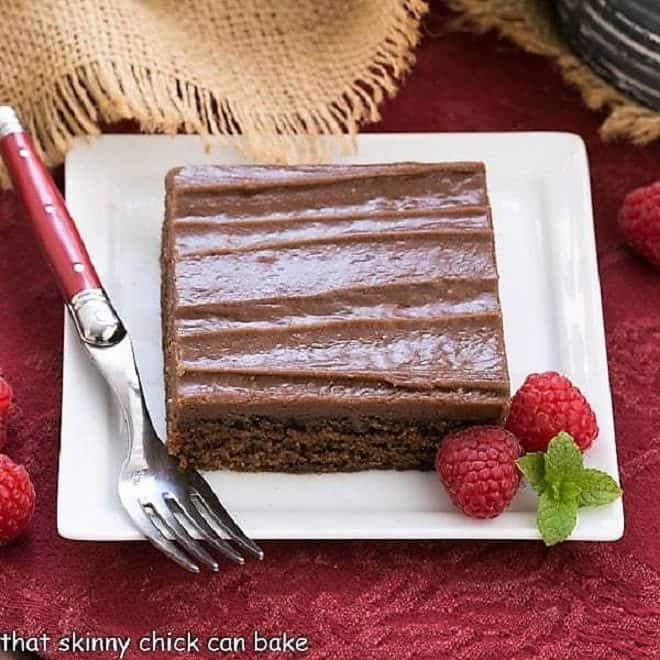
[516,453,546,493]
[577,468,622,507]
[559,480,580,502]
[519,430,622,546]
[545,432,583,486]
[537,490,578,546]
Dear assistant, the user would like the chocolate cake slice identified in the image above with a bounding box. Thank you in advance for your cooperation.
[162,163,510,472]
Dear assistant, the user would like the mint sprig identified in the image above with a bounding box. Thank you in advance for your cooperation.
[516,432,622,546]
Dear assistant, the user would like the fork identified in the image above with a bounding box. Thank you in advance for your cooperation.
[0,106,263,572]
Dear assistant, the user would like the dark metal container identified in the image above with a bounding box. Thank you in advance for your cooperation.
[556,0,660,110]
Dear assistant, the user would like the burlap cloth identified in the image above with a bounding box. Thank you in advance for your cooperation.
[0,0,658,190]
[0,0,428,187]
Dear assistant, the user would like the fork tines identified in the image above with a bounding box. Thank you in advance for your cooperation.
[122,482,263,573]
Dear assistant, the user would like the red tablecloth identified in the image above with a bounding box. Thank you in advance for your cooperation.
[2,6,660,659]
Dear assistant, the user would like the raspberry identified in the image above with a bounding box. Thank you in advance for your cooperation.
[619,180,660,267]
[435,426,522,519]
[0,377,13,451]
[0,454,35,544]
[506,371,598,453]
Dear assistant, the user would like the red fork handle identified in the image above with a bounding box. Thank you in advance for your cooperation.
[0,114,101,301]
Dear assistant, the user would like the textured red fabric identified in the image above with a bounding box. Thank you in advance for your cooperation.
[2,5,660,659]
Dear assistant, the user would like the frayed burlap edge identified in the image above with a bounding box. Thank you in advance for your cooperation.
[0,0,428,189]
[446,0,660,146]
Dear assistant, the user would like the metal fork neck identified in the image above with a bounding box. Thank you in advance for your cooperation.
[84,334,150,473]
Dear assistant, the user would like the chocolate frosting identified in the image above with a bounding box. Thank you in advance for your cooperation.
[163,163,509,421]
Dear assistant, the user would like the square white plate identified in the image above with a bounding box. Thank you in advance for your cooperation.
[58,133,623,541]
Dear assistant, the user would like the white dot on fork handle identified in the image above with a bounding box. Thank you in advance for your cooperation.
[73,263,84,273]
[44,203,54,213]
[18,148,28,158]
